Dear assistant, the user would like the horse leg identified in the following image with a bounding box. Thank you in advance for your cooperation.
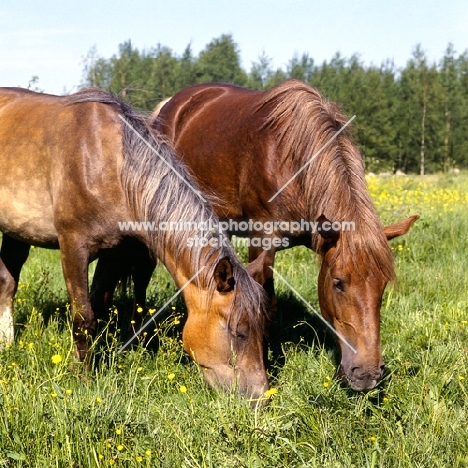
[131,247,156,329]
[90,243,155,348]
[246,241,277,368]
[90,243,155,323]
[0,257,16,345]
[59,237,95,362]
[248,241,277,319]
[90,250,128,323]
[0,235,30,345]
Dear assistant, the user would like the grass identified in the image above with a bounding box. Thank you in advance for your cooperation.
[1,172,467,467]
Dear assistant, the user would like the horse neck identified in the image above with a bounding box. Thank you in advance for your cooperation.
[159,240,206,289]
[298,135,374,220]
[152,224,232,289]
[281,142,387,258]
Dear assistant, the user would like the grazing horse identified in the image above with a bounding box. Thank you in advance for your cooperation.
[148,80,418,391]
[0,87,269,399]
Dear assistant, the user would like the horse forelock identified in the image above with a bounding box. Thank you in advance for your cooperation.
[229,262,268,341]
[258,79,395,282]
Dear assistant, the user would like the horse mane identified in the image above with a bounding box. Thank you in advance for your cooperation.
[65,88,268,337]
[257,79,395,281]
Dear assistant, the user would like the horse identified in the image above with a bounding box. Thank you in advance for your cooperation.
[147,79,418,391]
[0,87,270,399]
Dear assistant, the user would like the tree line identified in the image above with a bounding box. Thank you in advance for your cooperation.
[82,35,468,174]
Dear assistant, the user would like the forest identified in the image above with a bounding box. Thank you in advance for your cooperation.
[82,34,468,174]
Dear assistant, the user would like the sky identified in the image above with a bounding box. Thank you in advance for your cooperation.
[1,0,468,95]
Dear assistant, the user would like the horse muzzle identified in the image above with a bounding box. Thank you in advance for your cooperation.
[201,365,269,401]
[336,361,385,391]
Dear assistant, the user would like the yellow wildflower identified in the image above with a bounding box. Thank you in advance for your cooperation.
[51,354,63,364]
[179,385,187,393]
[264,388,278,397]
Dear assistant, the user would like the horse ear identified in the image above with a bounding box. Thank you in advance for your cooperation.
[383,215,419,240]
[317,214,340,243]
[213,257,235,292]
[245,249,271,286]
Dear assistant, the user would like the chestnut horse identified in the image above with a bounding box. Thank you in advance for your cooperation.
[149,80,418,391]
[0,87,269,399]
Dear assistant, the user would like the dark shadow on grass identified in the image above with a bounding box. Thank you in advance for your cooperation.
[90,288,188,367]
[266,291,340,378]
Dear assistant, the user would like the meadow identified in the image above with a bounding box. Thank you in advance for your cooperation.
[0,172,467,467]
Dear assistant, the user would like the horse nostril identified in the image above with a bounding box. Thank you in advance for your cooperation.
[351,365,383,379]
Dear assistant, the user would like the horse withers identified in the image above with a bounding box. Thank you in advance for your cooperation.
[0,87,270,400]
[152,80,418,391]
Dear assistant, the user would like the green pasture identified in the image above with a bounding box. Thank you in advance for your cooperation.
[0,173,467,467]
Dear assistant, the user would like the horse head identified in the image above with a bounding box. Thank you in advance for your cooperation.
[316,214,419,391]
[178,252,270,401]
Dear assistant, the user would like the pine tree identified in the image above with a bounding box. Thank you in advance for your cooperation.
[194,34,247,85]
[287,53,314,82]
[80,36,468,172]
[248,52,274,90]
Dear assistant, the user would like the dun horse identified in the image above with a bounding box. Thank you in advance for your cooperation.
[0,87,269,399]
[149,80,418,391]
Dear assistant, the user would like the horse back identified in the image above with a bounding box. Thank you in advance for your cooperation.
[153,83,277,219]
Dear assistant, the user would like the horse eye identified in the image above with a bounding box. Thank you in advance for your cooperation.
[231,328,248,341]
[333,278,345,292]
